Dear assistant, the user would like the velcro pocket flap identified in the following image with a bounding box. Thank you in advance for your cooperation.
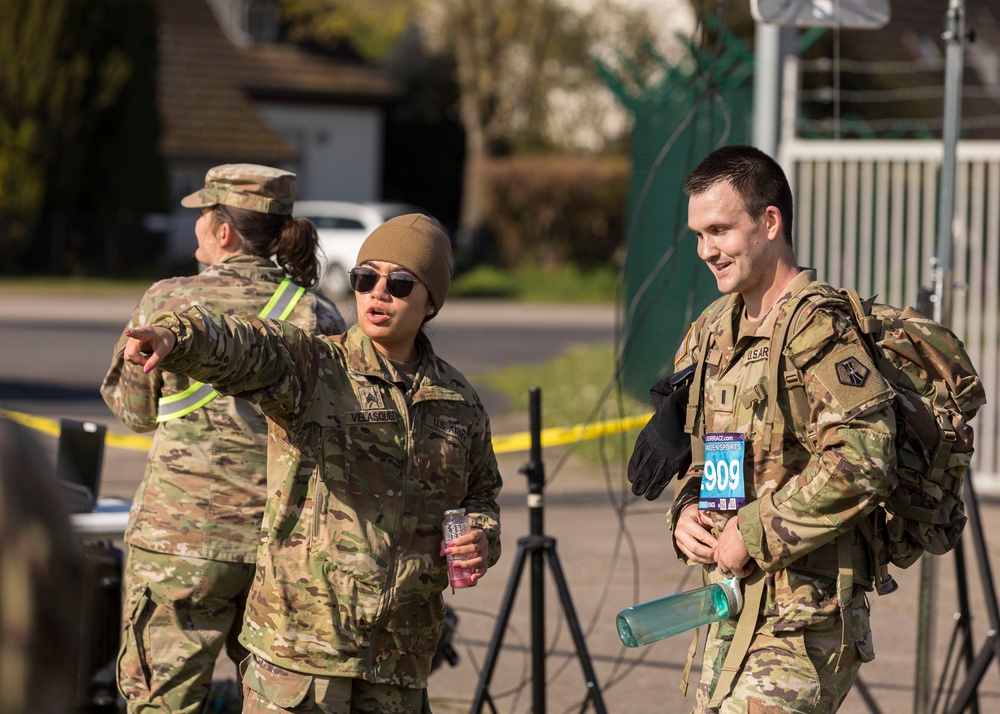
[244,656,313,708]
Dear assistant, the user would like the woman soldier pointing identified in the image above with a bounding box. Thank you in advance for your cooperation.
[121,213,502,714]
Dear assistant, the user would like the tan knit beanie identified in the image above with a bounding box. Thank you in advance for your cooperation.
[356,214,453,314]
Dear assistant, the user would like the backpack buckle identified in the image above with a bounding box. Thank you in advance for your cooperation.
[937,412,957,443]
[738,384,768,408]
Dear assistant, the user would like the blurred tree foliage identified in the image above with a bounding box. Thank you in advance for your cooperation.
[277,0,420,64]
[0,0,166,274]
[273,0,646,259]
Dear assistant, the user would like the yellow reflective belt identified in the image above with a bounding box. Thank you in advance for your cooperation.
[156,278,304,422]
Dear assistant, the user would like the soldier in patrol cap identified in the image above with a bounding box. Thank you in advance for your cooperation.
[101,164,345,713]
[630,145,896,712]
[118,213,502,714]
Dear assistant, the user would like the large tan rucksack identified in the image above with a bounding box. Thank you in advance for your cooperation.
[769,284,986,584]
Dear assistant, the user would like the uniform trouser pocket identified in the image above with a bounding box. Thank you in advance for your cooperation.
[117,545,256,712]
[116,586,154,703]
[242,655,313,712]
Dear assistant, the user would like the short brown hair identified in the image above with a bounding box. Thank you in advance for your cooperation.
[683,145,794,247]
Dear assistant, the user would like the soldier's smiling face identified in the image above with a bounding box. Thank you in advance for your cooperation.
[354,260,434,361]
[689,181,782,303]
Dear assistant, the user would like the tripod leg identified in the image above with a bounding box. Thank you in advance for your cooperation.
[944,473,1000,714]
[471,540,529,714]
[853,676,883,714]
[544,541,609,714]
[965,474,1000,632]
[943,538,980,714]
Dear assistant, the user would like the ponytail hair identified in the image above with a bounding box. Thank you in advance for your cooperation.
[275,217,320,287]
[210,205,320,287]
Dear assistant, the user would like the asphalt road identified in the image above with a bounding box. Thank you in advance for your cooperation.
[0,290,618,421]
[3,287,1000,713]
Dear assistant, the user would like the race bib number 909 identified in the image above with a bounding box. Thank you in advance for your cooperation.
[699,432,746,511]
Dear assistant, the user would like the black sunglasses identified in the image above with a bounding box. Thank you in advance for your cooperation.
[349,267,417,299]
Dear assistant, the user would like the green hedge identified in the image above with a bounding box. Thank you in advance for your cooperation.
[480,155,630,269]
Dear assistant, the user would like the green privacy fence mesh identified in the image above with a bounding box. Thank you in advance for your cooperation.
[599,24,754,398]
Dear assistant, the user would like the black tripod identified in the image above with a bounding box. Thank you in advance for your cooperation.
[935,471,1000,714]
[852,470,1000,714]
[471,387,608,714]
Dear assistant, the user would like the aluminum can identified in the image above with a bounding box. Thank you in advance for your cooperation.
[442,508,475,589]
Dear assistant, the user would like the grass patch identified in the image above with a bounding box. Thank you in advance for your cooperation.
[482,343,650,464]
[3,265,621,303]
[0,276,151,295]
[452,264,618,303]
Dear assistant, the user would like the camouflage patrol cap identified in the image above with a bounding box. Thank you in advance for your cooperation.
[180,164,296,215]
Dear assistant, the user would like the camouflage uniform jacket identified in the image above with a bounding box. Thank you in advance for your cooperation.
[101,256,345,562]
[152,308,503,688]
[669,269,896,629]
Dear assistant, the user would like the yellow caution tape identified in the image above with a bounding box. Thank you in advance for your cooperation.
[0,408,155,451]
[491,413,652,454]
[1,407,653,456]
[0,407,62,438]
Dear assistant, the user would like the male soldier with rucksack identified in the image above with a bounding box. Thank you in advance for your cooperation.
[630,145,899,712]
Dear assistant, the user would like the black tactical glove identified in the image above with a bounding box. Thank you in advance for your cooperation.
[627,365,694,501]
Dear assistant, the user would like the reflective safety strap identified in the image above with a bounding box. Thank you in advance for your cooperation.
[707,569,765,709]
[156,381,220,422]
[156,278,304,422]
[260,278,307,322]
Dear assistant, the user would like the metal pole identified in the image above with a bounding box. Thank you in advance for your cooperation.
[753,22,797,157]
[916,2,966,712]
[933,0,964,328]
[526,387,546,713]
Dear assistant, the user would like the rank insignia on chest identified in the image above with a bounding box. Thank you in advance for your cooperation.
[835,357,870,387]
[358,385,384,410]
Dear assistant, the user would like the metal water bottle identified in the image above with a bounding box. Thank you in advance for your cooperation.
[442,508,475,591]
[616,576,742,647]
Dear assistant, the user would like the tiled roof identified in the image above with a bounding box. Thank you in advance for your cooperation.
[156,0,396,162]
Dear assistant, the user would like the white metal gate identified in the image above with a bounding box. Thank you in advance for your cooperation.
[778,79,1000,490]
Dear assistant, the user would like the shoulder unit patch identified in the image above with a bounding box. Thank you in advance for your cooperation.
[835,357,870,387]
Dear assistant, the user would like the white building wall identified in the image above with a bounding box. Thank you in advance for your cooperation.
[255,103,383,202]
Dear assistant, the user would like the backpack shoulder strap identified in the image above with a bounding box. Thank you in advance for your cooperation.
[759,281,845,449]
[685,295,738,469]
[707,569,766,708]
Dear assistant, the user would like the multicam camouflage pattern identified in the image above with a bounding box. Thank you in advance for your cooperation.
[828,292,985,568]
[152,310,502,689]
[241,654,430,713]
[118,547,255,713]
[668,269,895,711]
[0,418,85,714]
[102,255,344,712]
[180,164,296,215]
[694,597,872,713]
[102,255,345,563]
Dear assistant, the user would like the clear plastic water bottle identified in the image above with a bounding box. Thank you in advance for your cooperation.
[616,576,742,647]
[442,508,475,591]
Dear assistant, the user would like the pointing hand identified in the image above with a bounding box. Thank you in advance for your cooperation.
[124,326,177,374]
